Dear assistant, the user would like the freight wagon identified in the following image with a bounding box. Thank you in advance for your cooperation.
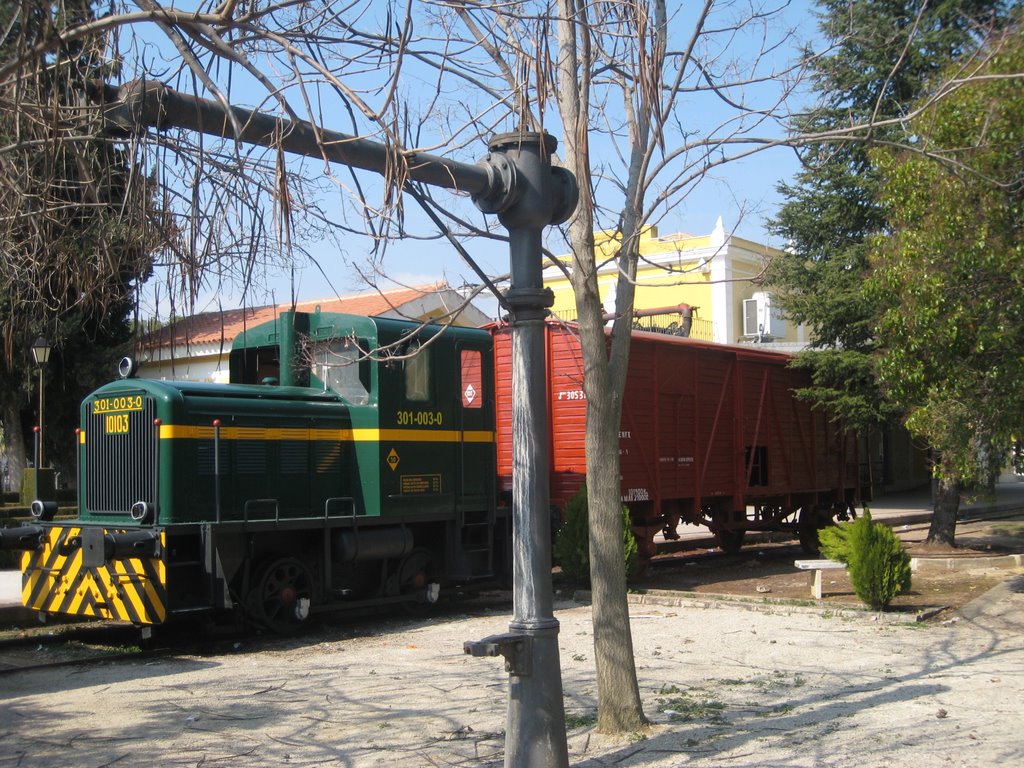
[492,321,861,560]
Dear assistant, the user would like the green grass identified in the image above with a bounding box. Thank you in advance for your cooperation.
[564,711,597,729]
[657,692,727,723]
[990,522,1024,539]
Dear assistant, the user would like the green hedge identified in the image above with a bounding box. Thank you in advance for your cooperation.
[553,484,638,584]
[819,509,912,610]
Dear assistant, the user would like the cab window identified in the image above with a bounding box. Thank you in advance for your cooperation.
[405,343,431,402]
[230,345,280,385]
[315,338,370,404]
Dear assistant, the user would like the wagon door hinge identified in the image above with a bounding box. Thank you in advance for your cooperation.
[463,631,533,676]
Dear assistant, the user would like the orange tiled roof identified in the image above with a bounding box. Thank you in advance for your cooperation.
[141,284,445,350]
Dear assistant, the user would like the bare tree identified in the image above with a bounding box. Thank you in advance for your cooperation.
[0,0,166,476]
[427,0,814,733]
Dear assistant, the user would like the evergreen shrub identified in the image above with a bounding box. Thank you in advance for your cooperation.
[818,508,912,609]
[553,485,638,584]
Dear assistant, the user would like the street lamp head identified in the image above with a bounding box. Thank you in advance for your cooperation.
[30,336,51,366]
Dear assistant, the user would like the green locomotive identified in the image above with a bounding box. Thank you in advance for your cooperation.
[10,310,506,631]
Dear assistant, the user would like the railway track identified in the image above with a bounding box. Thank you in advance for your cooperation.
[0,548,755,677]
[0,622,153,674]
[0,586,516,675]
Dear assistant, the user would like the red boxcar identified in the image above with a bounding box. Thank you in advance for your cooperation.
[491,322,861,558]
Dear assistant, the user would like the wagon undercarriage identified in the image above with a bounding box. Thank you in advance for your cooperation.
[630,492,860,560]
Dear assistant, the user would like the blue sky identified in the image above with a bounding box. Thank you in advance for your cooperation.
[127,1,819,316]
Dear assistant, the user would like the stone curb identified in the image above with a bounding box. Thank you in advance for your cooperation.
[912,553,1024,572]
[575,547,1024,626]
[574,588,932,624]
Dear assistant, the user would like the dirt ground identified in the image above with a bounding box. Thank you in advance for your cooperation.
[1,517,1022,767]
[627,516,1024,618]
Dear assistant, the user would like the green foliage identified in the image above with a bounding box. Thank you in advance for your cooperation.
[553,485,638,584]
[553,487,590,582]
[868,29,1024,488]
[766,0,1007,433]
[0,1,162,472]
[657,692,727,723]
[990,523,1024,540]
[564,711,597,730]
[819,509,911,609]
[787,348,901,434]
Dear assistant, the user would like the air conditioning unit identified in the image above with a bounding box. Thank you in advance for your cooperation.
[742,292,785,339]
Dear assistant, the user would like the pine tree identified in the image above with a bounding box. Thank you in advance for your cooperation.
[819,509,912,610]
[766,0,1007,433]
[0,1,162,478]
[554,485,639,585]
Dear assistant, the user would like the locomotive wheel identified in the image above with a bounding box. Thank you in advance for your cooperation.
[712,528,746,554]
[247,557,313,634]
[391,548,440,614]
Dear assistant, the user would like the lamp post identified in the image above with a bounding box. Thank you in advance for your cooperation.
[30,336,51,471]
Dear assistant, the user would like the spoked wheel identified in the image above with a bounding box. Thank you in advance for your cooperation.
[712,528,746,554]
[247,557,314,633]
[388,548,440,614]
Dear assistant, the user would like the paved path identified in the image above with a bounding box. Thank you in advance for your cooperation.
[2,578,1022,767]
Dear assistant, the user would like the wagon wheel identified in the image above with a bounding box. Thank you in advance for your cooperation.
[798,526,821,556]
[247,557,314,633]
[798,506,825,555]
[712,528,746,554]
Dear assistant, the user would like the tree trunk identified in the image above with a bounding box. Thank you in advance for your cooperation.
[554,0,650,734]
[584,340,646,733]
[926,475,960,546]
[1,397,28,496]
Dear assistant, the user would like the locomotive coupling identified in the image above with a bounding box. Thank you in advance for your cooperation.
[73,528,162,567]
[0,525,44,552]
[464,631,533,676]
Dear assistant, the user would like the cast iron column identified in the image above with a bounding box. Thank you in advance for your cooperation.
[467,132,577,768]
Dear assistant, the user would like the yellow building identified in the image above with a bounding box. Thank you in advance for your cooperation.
[544,218,808,348]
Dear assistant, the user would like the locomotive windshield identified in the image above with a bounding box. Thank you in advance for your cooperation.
[314,338,370,404]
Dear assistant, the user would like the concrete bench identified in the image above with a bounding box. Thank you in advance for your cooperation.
[794,559,847,599]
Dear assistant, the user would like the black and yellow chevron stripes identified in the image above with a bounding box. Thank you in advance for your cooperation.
[21,526,168,625]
